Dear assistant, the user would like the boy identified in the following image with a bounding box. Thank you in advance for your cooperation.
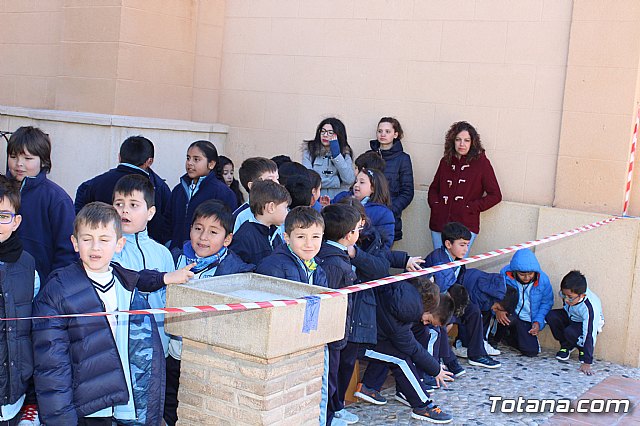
[423,222,501,368]
[496,248,554,357]
[75,135,171,243]
[0,176,40,426]
[546,270,604,376]
[355,279,454,423]
[229,180,290,267]
[316,204,360,425]
[166,200,254,425]
[32,202,187,425]
[233,157,279,231]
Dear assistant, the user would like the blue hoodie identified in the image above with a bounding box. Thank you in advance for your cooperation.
[461,268,506,312]
[500,249,554,329]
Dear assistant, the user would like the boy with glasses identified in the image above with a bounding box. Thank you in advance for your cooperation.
[546,270,604,376]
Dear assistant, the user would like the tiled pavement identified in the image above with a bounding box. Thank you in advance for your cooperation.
[345,346,640,425]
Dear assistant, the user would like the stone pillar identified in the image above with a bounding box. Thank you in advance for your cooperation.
[165,273,347,425]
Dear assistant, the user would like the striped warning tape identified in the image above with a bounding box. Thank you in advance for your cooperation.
[2,215,621,321]
[623,108,640,216]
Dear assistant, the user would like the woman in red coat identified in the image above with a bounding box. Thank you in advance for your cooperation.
[428,121,502,253]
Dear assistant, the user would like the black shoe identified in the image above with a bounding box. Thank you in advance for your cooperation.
[444,357,466,377]
[555,348,574,361]
[411,402,453,423]
[468,356,501,369]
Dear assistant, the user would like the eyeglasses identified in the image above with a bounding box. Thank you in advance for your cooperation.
[351,225,364,234]
[319,130,335,136]
[0,212,16,224]
[558,290,581,303]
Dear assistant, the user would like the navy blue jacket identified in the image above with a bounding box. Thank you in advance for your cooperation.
[12,171,77,279]
[255,245,328,287]
[317,242,356,350]
[228,221,283,268]
[461,268,506,312]
[369,139,414,241]
[166,173,238,250]
[375,282,440,377]
[423,246,466,292]
[74,164,172,244]
[32,262,165,425]
[332,192,395,249]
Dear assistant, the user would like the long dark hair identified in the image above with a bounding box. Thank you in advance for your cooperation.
[443,121,484,164]
[360,168,391,207]
[303,117,352,164]
[215,155,244,205]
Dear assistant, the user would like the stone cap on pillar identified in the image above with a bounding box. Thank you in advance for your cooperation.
[165,273,348,359]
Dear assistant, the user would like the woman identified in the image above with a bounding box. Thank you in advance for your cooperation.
[428,121,502,252]
[302,117,355,199]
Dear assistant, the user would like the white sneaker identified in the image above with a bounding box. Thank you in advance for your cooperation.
[484,340,501,356]
[452,340,468,358]
[17,405,40,426]
[334,408,359,424]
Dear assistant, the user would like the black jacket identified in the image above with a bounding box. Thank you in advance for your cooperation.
[229,221,284,267]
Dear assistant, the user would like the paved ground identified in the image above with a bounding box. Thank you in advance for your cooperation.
[345,345,640,425]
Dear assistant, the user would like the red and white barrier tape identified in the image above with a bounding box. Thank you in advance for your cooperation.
[623,108,640,216]
[2,215,621,322]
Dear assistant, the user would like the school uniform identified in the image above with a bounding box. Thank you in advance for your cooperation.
[228,220,284,267]
[332,192,395,249]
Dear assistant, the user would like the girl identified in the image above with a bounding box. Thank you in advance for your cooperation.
[302,117,355,199]
[215,155,244,206]
[369,117,414,242]
[166,140,238,251]
[7,126,76,279]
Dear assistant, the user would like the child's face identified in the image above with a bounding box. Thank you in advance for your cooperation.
[284,223,324,261]
[185,146,215,180]
[515,271,536,284]
[421,312,440,326]
[190,215,232,258]
[222,164,234,187]
[310,186,321,205]
[560,288,584,306]
[71,221,125,274]
[113,190,155,235]
[264,201,289,226]
[353,171,373,201]
[376,122,398,146]
[0,197,21,244]
[444,238,469,259]
[8,148,42,181]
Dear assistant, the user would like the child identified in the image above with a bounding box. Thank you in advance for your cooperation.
[369,117,414,242]
[546,270,604,376]
[334,168,395,250]
[215,155,244,207]
[0,176,40,426]
[166,200,254,425]
[7,126,76,279]
[316,204,360,425]
[354,278,453,423]
[496,248,554,357]
[233,157,279,231]
[308,169,323,212]
[32,202,170,425]
[423,222,501,369]
[229,180,290,267]
[75,135,172,244]
[167,140,237,250]
[302,117,355,199]
[354,151,386,173]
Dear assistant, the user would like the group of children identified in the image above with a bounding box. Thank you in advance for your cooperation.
[0,124,605,426]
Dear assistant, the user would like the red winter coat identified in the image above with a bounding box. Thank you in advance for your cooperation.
[427,152,501,234]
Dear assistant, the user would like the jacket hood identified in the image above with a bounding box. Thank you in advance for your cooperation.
[369,139,405,159]
[318,242,349,261]
[508,248,541,274]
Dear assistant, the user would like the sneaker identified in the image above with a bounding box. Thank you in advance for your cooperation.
[484,340,501,356]
[555,348,574,361]
[444,358,466,378]
[354,383,387,405]
[452,340,468,358]
[411,402,453,423]
[395,391,411,407]
[468,356,501,369]
[421,375,438,393]
[334,408,359,424]
[330,418,349,426]
[578,350,585,363]
[18,405,40,426]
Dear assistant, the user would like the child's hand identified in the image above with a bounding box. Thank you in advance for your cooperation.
[406,256,425,272]
[496,310,510,326]
[528,322,540,336]
[163,263,195,285]
[319,195,331,207]
[579,363,594,376]
[435,366,454,388]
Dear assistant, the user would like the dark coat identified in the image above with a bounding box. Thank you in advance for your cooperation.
[166,173,238,250]
[461,268,506,312]
[12,171,77,279]
[369,139,414,240]
[332,192,395,250]
[427,152,501,234]
[228,221,283,267]
[423,246,466,292]
[255,245,328,287]
[32,262,166,426]
[74,164,172,244]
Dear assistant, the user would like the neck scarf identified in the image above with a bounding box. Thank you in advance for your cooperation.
[0,233,23,263]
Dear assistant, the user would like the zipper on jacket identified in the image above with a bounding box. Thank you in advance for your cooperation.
[134,233,147,269]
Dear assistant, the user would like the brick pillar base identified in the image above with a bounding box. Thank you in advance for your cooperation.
[177,338,325,425]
